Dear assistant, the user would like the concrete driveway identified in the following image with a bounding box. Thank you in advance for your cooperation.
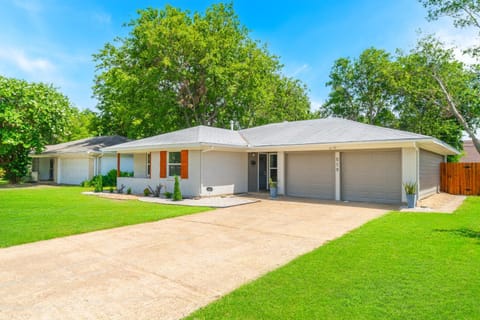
[0,198,391,320]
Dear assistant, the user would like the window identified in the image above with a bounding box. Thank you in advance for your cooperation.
[146,153,151,178]
[168,152,181,177]
[269,153,278,184]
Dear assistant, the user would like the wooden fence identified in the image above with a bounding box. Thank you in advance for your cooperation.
[440,162,480,195]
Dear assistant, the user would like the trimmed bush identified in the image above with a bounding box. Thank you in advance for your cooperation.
[94,175,103,193]
[173,176,182,201]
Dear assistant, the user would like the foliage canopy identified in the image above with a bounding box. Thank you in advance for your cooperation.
[0,76,73,182]
[93,3,311,139]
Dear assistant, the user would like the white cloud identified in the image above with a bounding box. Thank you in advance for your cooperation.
[0,47,55,74]
[12,0,42,14]
[292,63,310,76]
[435,26,478,64]
[92,12,112,25]
[418,17,479,64]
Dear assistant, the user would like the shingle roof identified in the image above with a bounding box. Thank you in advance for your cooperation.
[103,126,247,151]
[102,118,458,155]
[460,140,480,162]
[240,118,430,147]
[37,136,130,155]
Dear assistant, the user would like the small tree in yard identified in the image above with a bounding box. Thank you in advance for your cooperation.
[173,175,182,201]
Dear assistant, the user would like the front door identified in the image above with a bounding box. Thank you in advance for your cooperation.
[259,154,267,190]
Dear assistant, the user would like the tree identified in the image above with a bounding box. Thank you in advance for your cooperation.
[93,3,311,138]
[420,0,480,33]
[321,40,479,155]
[420,0,480,154]
[394,38,472,153]
[64,108,99,142]
[322,48,397,127]
[0,76,73,182]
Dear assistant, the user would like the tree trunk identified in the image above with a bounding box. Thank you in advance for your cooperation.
[432,71,480,155]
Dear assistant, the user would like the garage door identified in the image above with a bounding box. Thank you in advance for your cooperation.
[286,151,335,199]
[60,158,90,185]
[342,150,401,203]
[419,149,443,199]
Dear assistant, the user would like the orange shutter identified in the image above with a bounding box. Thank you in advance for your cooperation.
[181,150,188,179]
[160,151,167,178]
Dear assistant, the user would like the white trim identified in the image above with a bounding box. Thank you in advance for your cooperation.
[335,151,340,201]
[277,151,285,195]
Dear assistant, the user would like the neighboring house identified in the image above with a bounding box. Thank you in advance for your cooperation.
[30,136,134,185]
[103,118,458,204]
[460,140,480,162]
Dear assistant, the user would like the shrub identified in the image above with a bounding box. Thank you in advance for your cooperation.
[94,175,103,193]
[165,191,172,199]
[109,187,114,193]
[143,188,151,196]
[0,167,5,179]
[80,179,91,187]
[84,170,133,189]
[173,175,182,201]
[127,187,132,195]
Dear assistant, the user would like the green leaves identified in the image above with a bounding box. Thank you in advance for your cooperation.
[322,39,479,156]
[0,76,73,182]
[93,3,311,137]
[323,48,397,127]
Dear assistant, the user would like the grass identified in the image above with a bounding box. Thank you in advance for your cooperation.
[0,186,211,248]
[187,197,480,320]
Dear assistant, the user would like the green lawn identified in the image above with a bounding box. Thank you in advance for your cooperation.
[0,186,211,247]
[187,197,480,320]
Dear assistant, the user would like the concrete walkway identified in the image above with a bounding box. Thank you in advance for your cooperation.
[0,199,391,320]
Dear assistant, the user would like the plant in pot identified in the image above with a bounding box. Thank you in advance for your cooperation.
[404,182,417,208]
[269,178,278,199]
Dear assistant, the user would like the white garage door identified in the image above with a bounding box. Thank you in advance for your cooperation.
[342,150,402,204]
[286,151,335,199]
[60,158,90,185]
[419,149,443,199]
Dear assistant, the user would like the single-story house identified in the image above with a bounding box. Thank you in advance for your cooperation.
[30,136,134,185]
[459,139,480,162]
[103,118,458,204]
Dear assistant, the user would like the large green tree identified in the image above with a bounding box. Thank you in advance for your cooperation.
[0,76,73,182]
[394,37,477,152]
[420,0,480,153]
[93,3,311,138]
[321,39,479,154]
[322,48,397,127]
[63,108,99,142]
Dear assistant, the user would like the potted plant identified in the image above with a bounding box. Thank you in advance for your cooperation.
[404,182,417,208]
[269,178,278,199]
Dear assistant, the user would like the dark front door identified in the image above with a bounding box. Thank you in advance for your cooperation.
[49,159,54,181]
[259,154,267,190]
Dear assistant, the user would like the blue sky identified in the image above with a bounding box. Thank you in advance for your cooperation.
[0,0,472,111]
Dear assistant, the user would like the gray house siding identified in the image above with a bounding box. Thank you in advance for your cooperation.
[419,149,443,199]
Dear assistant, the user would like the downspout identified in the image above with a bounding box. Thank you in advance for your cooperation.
[415,142,420,200]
